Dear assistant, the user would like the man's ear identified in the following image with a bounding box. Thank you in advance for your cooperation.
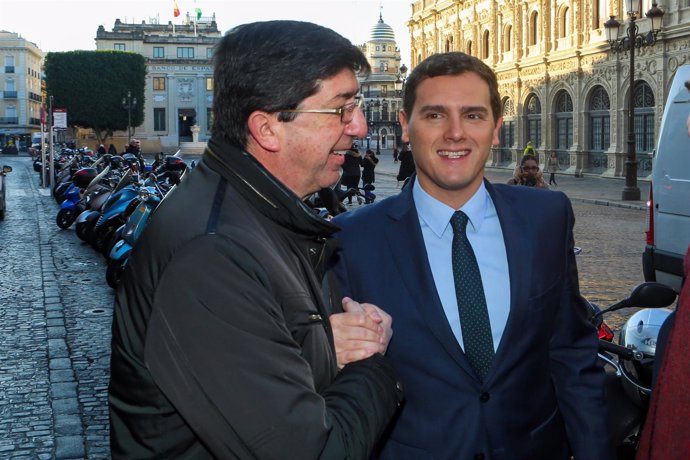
[247,111,281,152]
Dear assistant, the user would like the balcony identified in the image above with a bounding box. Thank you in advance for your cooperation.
[0,117,19,124]
[29,92,41,102]
[30,117,41,126]
[3,91,18,99]
[4,66,14,73]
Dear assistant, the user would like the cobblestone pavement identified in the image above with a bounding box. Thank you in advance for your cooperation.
[0,152,654,458]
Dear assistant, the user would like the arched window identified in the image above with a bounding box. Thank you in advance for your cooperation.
[555,90,573,152]
[525,94,542,147]
[530,12,539,45]
[559,7,570,38]
[467,40,473,55]
[504,25,512,52]
[633,81,655,154]
[589,85,610,152]
[500,98,515,164]
[482,30,490,59]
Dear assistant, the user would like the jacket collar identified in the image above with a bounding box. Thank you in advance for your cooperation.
[203,136,340,238]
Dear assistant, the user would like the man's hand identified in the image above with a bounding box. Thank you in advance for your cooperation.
[330,297,393,368]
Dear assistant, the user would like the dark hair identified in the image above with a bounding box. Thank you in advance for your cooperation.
[212,20,371,147]
[520,155,538,166]
[402,52,501,124]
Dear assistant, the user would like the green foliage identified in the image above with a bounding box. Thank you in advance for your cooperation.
[44,51,146,142]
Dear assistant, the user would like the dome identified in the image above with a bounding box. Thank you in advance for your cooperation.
[369,13,395,42]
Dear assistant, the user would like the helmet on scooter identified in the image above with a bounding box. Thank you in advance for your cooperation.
[72,167,98,188]
[618,308,672,404]
[122,153,139,168]
[109,155,124,169]
[165,156,187,172]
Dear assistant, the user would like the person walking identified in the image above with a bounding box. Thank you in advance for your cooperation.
[396,143,415,186]
[341,146,362,204]
[547,151,560,186]
[330,51,611,459]
[108,20,403,459]
[361,149,379,203]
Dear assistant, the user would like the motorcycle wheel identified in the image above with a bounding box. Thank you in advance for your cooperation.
[76,219,95,242]
[106,258,126,289]
[56,208,76,229]
[102,229,120,259]
[91,226,108,252]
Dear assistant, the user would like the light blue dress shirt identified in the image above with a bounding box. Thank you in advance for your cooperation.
[413,180,510,352]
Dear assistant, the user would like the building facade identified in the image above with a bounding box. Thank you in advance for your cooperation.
[0,31,43,151]
[407,0,690,177]
[359,14,407,153]
[95,14,221,151]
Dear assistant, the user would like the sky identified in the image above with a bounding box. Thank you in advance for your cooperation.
[0,0,413,66]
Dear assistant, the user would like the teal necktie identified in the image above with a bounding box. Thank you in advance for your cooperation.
[450,211,495,381]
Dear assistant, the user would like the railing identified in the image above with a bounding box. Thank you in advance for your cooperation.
[587,152,608,173]
[0,117,19,124]
[30,117,41,126]
[556,150,571,169]
[3,91,17,99]
[4,66,14,73]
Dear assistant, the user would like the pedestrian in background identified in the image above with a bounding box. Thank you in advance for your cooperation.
[341,146,362,203]
[507,154,549,188]
[547,151,560,186]
[107,143,118,155]
[396,142,415,186]
[331,51,611,459]
[108,20,402,459]
[523,140,537,157]
[361,148,379,204]
[393,146,399,162]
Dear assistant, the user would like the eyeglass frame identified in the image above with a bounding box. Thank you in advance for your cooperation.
[521,165,540,172]
[278,97,363,123]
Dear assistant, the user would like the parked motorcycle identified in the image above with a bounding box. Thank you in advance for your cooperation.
[589,282,677,459]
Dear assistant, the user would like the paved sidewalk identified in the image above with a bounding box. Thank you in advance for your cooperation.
[371,150,649,211]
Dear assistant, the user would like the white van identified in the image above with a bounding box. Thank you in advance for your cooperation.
[643,64,690,292]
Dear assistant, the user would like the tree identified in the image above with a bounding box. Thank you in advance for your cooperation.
[44,51,146,145]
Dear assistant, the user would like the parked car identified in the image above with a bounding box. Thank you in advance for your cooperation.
[0,164,13,219]
[643,64,690,292]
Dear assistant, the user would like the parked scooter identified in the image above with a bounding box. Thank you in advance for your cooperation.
[589,282,677,459]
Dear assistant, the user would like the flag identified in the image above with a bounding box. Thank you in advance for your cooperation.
[173,0,180,17]
[194,0,201,20]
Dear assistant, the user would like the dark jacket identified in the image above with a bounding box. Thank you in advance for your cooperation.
[109,137,403,459]
[396,149,415,182]
[361,153,378,185]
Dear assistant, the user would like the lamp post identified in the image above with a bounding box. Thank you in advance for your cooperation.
[365,102,372,150]
[374,100,381,154]
[121,90,137,142]
[605,0,664,201]
[395,64,408,149]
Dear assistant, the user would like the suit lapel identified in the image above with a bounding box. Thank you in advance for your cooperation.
[485,181,533,366]
[386,178,476,376]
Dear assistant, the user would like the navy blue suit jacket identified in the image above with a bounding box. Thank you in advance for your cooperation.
[331,178,612,460]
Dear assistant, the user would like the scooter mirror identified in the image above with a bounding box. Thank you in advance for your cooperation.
[626,282,677,309]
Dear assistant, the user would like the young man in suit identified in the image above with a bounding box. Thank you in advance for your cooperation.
[330,52,612,459]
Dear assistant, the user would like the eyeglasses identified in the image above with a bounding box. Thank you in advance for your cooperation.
[522,166,539,171]
[279,97,363,124]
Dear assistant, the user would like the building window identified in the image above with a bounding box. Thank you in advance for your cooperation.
[206,77,213,91]
[500,98,515,163]
[504,25,512,52]
[114,43,126,51]
[482,30,490,59]
[633,81,655,153]
[467,40,473,55]
[177,47,194,58]
[154,108,166,131]
[206,47,214,58]
[559,7,570,38]
[153,47,164,58]
[589,86,610,151]
[529,12,539,45]
[525,94,542,147]
[555,90,573,151]
[153,77,166,91]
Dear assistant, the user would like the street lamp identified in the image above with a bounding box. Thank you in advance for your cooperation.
[374,100,381,154]
[365,102,372,150]
[395,65,408,149]
[605,0,664,201]
[121,90,137,142]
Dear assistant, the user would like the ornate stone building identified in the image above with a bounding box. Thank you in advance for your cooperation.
[407,0,690,177]
[359,14,407,152]
[0,31,43,150]
[95,14,221,150]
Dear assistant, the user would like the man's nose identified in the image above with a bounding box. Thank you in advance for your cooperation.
[345,107,368,138]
